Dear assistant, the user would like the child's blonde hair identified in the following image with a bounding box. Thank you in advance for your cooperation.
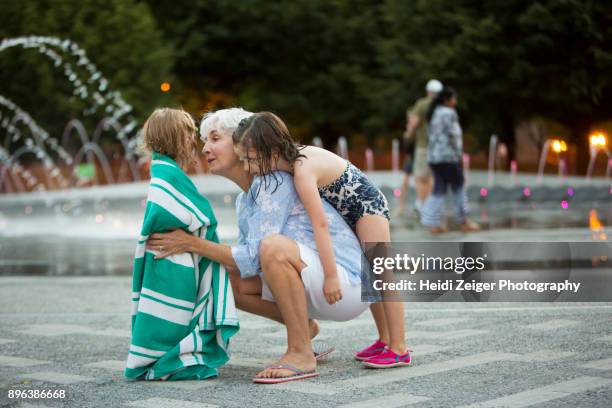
[141,108,198,169]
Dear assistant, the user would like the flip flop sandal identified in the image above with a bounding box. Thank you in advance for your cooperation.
[252,364,320,384]
[313,341,336,361]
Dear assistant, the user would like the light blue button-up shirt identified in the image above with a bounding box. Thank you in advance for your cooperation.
[231,171,363,284]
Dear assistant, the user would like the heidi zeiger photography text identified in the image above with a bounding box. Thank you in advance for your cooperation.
[362,241,612,302]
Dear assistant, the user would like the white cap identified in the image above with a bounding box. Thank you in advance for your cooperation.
[426,79,443,93]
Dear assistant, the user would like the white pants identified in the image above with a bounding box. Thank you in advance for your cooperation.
[261,242,369,322]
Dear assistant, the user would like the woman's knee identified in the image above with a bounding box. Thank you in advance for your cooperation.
[259,234,292,264]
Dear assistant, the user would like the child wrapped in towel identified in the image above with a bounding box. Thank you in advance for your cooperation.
[125,108,239,380]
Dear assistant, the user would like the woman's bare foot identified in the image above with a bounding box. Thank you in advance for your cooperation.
[460,219,480,232]
[255,351,317,379]
[428,226,448,234]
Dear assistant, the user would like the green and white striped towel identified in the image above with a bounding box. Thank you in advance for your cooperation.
[125,152,239,381]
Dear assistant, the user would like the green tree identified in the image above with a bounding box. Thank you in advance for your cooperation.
[146,0,612,169]
[146,0,389,145]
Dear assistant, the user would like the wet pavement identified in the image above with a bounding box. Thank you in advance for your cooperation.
[0,277,611,407]
[0,171,611,407]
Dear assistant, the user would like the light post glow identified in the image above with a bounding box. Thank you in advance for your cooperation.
[551,139,567,153]
[589,132,607,148]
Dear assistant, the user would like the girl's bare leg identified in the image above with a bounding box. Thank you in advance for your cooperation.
[356,215,407,355]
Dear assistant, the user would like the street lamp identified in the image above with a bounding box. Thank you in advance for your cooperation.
[589,132,607,149]
[552,140,567,154]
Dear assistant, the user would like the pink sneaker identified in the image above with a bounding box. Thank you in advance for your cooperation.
[362,348,411,368]
[354,340,387,361]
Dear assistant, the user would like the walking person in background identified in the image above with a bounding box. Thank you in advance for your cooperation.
[403,79,442,213]
[395,130,414,216]
[420,87,480,233]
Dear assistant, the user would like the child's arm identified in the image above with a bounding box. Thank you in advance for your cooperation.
[294,170,343,305]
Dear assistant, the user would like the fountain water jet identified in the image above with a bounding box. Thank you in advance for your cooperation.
[337,136,348,160]
[586,146,611,181]
[72,143,115,185]
[92,118,140,182]
[558,159,567,185]
[0,36,136,130]
[0,146,55,193]
[510,160,518,186]
[537,139,552,184]
[365,148,374,172]
[487,134,498,186]
[0,36,144,193]
[391,139,399,172]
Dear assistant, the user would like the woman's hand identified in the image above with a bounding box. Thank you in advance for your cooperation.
[147,229,194,259]
[323,274,343,305]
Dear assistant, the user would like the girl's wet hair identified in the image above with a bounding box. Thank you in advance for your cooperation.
[232,112,306,198]
[141,108,198,169]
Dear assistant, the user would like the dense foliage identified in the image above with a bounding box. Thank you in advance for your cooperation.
[2,0,611,165]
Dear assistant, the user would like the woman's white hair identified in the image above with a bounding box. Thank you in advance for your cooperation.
[199,107,253,141]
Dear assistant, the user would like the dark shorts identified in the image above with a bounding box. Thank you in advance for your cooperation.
[403,157,413,174]
[430,162,464,195]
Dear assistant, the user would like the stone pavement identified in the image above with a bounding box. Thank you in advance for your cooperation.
[1,277,612,407]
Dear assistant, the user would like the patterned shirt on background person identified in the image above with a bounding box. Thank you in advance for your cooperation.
[427,105,463,164]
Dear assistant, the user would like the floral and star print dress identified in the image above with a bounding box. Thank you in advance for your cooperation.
[318,161,390,230]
